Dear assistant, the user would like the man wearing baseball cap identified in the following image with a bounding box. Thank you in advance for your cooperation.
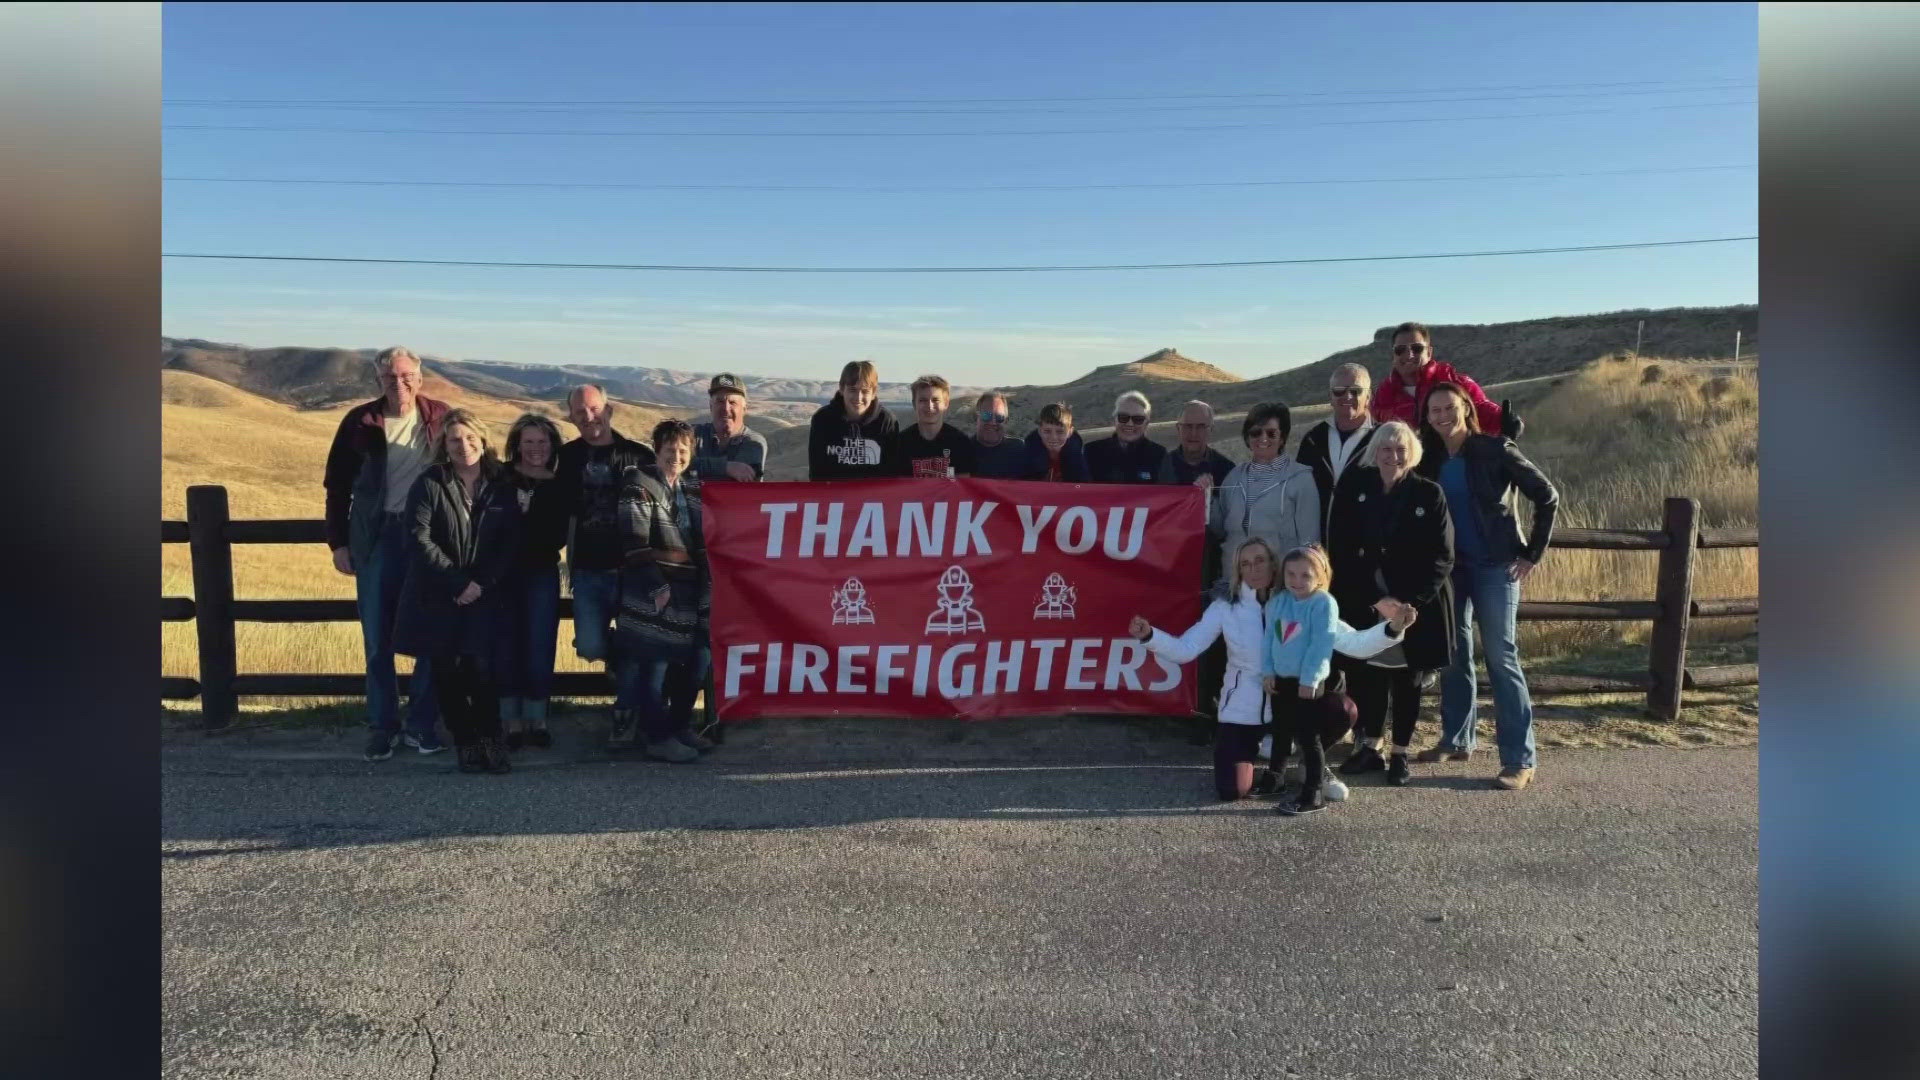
[691,373,768,482]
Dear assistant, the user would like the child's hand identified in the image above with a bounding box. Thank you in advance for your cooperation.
[1127,615,1151,641]
[1298,682,1323,700]
[1263,675,1277,696]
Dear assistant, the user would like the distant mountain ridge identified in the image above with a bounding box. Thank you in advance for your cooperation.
[161,336,987,411]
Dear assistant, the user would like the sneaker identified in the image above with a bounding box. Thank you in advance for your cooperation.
[1414,745,1470,764]
[363,732,397,762]
[526,727,552,749]
[1278,793,1328,816]
[1339,745,1385,776]
[1322,777,1350,802]
[456,744,486,774]
[1249,769,1284,798]
[674,729,717,754]
[1386,754,1411,786]
[504,730,525,752]
[1494,767,1536,791]
[402,731,446,755]
[644,738,700,764]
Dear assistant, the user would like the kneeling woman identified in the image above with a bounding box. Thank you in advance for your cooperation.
[612,419,717,763]
[1128,537,1415,803]
[394,408,524,774]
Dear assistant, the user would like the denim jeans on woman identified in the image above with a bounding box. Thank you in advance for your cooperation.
[356,512,438,737]
[618,641,712,742]
[493,564,561,704]
[1438,561,1537,769]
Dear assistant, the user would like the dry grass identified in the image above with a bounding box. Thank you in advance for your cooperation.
[162,357,1757,718]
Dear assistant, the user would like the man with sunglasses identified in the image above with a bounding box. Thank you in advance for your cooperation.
[969,391,1029,479]
[1083,390,1168,484]
[1370,322,1513,436]
[1298,363,1380,527]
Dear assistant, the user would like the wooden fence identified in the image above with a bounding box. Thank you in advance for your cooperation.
[162,484,1756,726]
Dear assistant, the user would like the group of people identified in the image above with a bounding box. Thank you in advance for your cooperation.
[322,321,1558,802]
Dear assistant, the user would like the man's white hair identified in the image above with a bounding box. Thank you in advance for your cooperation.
[1330,362,1371,387]
[372,346,419,375]
[1114,390,1151,416]
[1180,399,1215,420]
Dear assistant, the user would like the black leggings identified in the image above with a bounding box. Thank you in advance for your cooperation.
[1347,660,1422,748]
[433,653,499,746]
[1267,678,1326,798]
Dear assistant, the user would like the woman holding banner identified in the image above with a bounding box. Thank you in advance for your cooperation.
[1129,537,1417,803]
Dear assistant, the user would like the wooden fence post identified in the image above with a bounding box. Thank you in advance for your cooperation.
[187,484,239,727]
[1646,496,1699,720]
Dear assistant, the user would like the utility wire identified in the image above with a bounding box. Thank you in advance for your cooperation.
[159,84,1756,117]
[161,236,1758,274]
[161,76,1753,108]
[161,163,1755,193]
[161,99,1756,138]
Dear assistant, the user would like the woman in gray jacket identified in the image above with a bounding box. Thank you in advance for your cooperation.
[1207,403,1321,587]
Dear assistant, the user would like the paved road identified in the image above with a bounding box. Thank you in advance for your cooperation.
[163,721,1756,1079]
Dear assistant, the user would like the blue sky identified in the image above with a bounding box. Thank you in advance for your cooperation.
[162,2,1756,387]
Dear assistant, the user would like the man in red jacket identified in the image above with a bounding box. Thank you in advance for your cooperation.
[1370,322,1512,436]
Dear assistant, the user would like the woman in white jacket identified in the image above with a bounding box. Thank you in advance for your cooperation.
[1128,537,1415,802]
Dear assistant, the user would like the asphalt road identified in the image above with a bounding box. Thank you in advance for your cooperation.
[163,720,1757,1079]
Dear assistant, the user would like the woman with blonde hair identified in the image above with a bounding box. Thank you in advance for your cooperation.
[1127,536,1416,803]
[393,409,524,774]
[1327,420,1455,787]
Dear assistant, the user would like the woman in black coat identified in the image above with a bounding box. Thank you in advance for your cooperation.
[1326,420,1455,786]
[393,408,524,775]
[1415,381,1559,791]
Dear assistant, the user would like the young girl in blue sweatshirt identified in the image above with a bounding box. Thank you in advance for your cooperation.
[1262,545,1341,816]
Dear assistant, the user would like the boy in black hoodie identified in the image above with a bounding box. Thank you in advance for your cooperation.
[808,360,903,480]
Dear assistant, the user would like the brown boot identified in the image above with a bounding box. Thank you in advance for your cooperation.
[1494,766,1535,790]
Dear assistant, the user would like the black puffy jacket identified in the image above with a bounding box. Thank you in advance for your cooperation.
[393,462,523,660]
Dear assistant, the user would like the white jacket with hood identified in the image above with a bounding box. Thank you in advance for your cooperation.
[1144,582,1402,726]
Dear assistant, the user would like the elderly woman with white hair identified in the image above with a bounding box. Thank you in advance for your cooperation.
[1326,420,1456,786]
[1083,390,1169,484]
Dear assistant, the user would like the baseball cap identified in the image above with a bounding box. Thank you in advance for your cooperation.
[708,373,746,397]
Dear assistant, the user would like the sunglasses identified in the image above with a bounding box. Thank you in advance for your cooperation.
[978,413,1007,423]
[1115,413,1148,425]
[1247,428,1282,440]
[1329,386,1366,398]
[1392,343,1429,356]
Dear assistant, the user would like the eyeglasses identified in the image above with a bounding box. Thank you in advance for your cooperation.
[1115,413,1148,425]
[380,372,421,385]
[1392,343,1429,357]
[978,413,1007,423]
[1177,423,1211,431]
[1329,386,1366,398]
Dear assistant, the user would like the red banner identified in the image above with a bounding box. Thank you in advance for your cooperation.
[703,478,1207,720]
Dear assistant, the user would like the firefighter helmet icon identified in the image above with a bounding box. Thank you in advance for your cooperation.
[1033,572,1077,620]
[831,577,875,626]
[924,564,986,635]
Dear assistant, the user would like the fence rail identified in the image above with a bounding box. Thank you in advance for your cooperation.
[163,486,1757,726]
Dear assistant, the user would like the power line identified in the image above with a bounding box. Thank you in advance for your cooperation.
[158,84,1756,117]
[161,98,1755,138]
[160,236,1758,274]
[160,76,1752,108]
[161,163,1755,193]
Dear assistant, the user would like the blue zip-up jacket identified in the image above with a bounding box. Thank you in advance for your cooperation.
[1260,588,1338,691]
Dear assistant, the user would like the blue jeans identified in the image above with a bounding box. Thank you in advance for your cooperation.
[569,567,631,709]
[356,512,438,736]
[1438,562,1537,769]
[493,564,561,702]
[618,641,711,741]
